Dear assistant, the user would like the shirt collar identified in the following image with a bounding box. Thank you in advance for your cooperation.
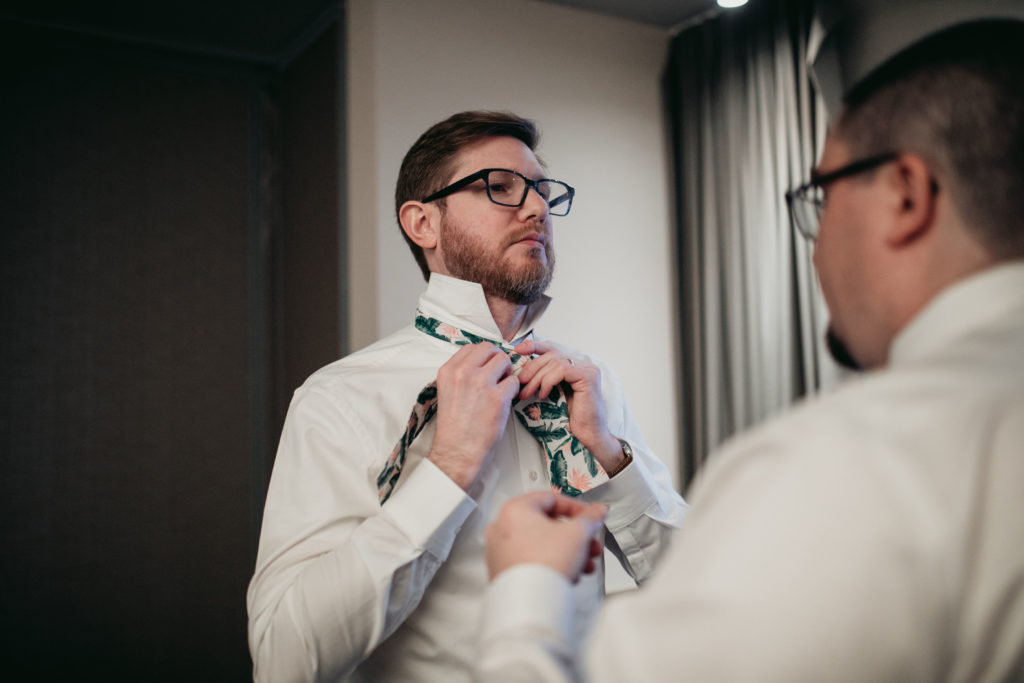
[416,273,552,344]
[889,261,1024,366]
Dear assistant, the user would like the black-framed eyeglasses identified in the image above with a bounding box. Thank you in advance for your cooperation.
[785,152,899,240]
[421,168,575,216]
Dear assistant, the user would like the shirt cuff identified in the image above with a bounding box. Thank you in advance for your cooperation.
[382,458,477,561]
[582,456,657,530]
[481,564,576,650]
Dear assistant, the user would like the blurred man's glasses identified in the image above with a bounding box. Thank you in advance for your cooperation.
[785,152,898,240]
[422,168,575,216]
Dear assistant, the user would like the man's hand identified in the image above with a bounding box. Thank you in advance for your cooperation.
[514,340,625,474]
[428,343,520,491]
[486,491,608,582]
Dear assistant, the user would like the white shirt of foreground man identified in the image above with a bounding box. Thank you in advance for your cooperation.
[481,265,1024,681]
[478,8,1024,683]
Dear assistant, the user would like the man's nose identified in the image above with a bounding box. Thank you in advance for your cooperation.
[519,185,550,221]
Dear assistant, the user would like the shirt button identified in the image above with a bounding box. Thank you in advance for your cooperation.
[528,471,538,482]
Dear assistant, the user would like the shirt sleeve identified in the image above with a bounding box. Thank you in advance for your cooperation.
[246,385,476,683]
[476,565,580,683]
[480,417,952,683]
[580,361,687,585]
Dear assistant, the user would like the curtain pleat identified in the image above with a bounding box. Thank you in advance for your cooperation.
[667,0,839,491]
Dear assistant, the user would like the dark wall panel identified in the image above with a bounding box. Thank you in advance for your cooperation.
[0,29,282,681]
[279,27,342,422]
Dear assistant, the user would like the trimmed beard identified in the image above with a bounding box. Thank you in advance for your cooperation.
[825,326,862,371]
[439,213,555,305]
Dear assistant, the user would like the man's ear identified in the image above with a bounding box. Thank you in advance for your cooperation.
[886,153,938,248]
[398,200,440,250]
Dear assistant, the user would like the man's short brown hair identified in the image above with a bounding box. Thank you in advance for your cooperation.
[837,20,1024,257]
[395,111,540,280]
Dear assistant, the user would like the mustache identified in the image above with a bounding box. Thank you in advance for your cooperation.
[507,223,550,246]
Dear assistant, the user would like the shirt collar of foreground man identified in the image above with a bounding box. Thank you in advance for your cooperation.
[478,2,1024,682]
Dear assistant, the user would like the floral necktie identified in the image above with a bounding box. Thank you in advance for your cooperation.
[377,313,609,503]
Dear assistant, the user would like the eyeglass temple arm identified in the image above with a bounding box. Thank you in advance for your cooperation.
[421,172,484,203]
[548,193,571,209]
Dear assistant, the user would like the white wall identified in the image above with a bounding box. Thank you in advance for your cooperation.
[346,0,681,504]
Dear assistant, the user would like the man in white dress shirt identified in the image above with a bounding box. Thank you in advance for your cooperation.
[245,110,686,682]
[480,10,1024,683]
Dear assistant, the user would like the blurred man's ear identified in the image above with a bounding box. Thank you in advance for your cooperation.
[886,153,937,248]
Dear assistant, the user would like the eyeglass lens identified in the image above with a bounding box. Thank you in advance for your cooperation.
[792,186,824,239]
[485,170,572,216]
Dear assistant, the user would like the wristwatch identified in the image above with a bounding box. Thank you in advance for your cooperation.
[607,438,634,477]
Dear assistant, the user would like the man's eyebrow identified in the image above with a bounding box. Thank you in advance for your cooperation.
[809,166,825,182]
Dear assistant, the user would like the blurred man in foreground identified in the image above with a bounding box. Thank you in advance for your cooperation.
[480,9,1024,682]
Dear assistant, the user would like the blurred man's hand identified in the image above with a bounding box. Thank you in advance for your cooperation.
[486,491,607,582]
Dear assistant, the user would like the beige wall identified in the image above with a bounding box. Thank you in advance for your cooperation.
[345,0,681,506]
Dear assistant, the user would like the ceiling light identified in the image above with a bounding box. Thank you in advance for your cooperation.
[717,0,749,7]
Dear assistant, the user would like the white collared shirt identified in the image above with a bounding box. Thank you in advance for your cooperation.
[246,274,686,682]
[479,263,1024,682]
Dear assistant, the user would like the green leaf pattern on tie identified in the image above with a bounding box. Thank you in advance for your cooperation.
[376,313,609,503]
[376,384,437,501]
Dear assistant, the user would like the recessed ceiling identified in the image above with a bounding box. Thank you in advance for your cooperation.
[0,0,725,68]
[536,0,721,29]
[0,0,340,65]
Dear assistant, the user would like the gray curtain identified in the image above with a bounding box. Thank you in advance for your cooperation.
[666,0,840,490]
